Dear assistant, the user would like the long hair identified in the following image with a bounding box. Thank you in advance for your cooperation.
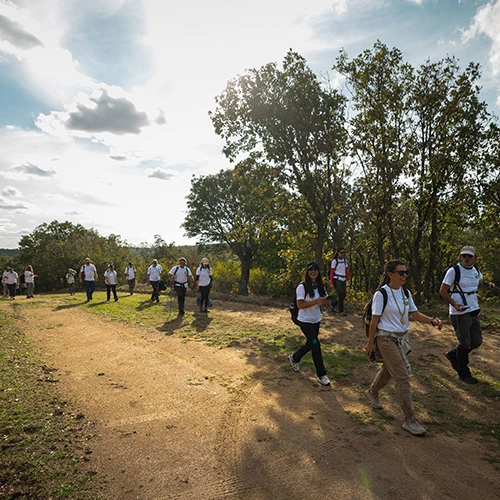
[302,263,327,298]
[378,260,406,287]
[26,265,33,272]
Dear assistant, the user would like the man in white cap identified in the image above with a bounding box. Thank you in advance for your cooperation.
[169,258,193,315]
[440,246,495,384]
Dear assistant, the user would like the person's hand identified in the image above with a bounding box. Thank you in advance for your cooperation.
[431,317,443,330]
[317,297,327,306]
[365,340,376,356]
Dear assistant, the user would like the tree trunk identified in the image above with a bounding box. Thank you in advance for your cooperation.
[237,252,252,296]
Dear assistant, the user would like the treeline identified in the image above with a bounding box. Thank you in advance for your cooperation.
[183,41,500,299]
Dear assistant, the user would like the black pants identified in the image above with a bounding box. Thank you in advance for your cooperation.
[292,321,326,377]
[150,280,160,301]
[106,284,118,301]
[333,279,347,312]
[174,285,187,312]
[199,285,211,310]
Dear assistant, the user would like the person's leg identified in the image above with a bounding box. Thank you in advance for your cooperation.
[373,335,414,419]
[112,284,118,300]
[334,279,347,314]
[293,322,326,377]
[450,313,478,382]
[178,287,186,313]
[8,283,16,298]
[106,285,111,301]
[85,281,92,301]
[200,286,210,310]
[151,281,160,301]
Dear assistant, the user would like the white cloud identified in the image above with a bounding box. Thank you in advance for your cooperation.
[2,185,22,197]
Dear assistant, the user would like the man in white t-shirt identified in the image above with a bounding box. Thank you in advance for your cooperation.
[147,259,163,303]
[80,258,98,302]
[124,262,136,295]
[169,258,193,315]
[3,267,19,300]
[440,246,495,385]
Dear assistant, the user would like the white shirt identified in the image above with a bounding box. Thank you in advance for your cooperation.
[104,269,118,285]
[81,264,97,281]
[331,258,348,281]
[124,266,136,279]
[442,264,482,315]
[147,264,163,282]
[296,283,324,324]
[4,271,18,284]
[169,265,192,286]
[372,284,417,333]
[24,271,34,283]
[196,266,213,287]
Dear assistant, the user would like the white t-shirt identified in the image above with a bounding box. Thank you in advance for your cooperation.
[331,258,349,281]
[169,265,192,286]
[196,266,213,287]
[81,264,97,281]
[442,264,482,315]
[124,266,136,279]
[24,271,34,283]
[104,269,118,285]
[296,283,325,324]
[372,284,417,333]
[4,271,18,284]
[147,264,163,282]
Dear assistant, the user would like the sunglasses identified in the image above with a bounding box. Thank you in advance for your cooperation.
[461,254,474,259]
[307,267,319,272]
[396,270,409,276]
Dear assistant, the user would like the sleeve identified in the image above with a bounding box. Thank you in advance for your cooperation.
[408,291,418,313]
[371,290,385,316]
[296,284,306,301]
[345,266,351,281]
[442,267,456,287]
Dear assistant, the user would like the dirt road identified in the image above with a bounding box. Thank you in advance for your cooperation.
[11,296,500,499]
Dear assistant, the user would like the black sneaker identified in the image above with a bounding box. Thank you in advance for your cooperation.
[460,375,478,384]
[445,350,458,371]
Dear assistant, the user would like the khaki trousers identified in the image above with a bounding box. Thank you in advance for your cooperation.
[371,334,414,419]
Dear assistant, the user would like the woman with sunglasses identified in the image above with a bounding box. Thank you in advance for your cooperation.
[440,246,495,385]
[365,260,443,436]
[288,262,331,386]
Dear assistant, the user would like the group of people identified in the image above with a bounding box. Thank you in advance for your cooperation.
[2,265,37,299]
[288,245,494,436]
[74,257,214,315]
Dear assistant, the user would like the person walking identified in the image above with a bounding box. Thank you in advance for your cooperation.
[195,258,213,312]
[2,268,8,297]
[440,246,495,385]
[66,269,77,295]
[147,259,163,303]
[80,258,98,302]
[365,260,443,436]
[329,247,351,316]
[104,264,119,302]
[124,262,136,295]
[3,267,19,300]
[24,265,37,298]
[168,258,193,315]
[288,262,331,386]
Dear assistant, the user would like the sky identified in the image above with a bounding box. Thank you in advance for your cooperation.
[0,0,499,249]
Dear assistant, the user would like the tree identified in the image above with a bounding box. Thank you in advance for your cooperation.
[210,50,348,266]
[183,162,285,295]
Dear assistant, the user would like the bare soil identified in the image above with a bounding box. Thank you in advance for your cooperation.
[11,295,500,499]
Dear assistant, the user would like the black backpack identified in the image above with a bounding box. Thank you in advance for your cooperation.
[443,263,479,306]
[363,286,410,336]
[289,284,305,325]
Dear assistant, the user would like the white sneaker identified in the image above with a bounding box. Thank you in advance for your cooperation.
[317,375,331,386]
[365,388,383,409]
[288,354,300,372]
[402,417,426,436]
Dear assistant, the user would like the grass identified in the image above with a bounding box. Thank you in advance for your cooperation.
[0,305,105,499]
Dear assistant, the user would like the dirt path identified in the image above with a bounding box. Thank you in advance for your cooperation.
[9,296,500,499]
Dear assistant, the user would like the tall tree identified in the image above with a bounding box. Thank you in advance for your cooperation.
[183,162,285,295]
[210,50,348,266]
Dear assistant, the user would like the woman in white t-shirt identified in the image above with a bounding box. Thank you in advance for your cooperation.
[287,262,331,386]
[365,260,443,436]
[24,265,37,298]
[195,258,213,313]
[104,264,119,302]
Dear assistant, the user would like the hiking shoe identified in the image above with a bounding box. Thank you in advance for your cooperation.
[445,350,458,371]
[317,375,331,386]
[402,417,426,436]
[341,311,347,316]
[365,388,383,409]
[288,354,300,372]
[460,374,478,384]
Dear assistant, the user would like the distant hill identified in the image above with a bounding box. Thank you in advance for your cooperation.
[0,249,18,257]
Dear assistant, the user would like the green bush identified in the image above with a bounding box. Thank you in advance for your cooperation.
[212,260,240,294]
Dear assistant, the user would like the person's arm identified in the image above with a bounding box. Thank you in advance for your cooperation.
[479,279,496,291]
[297,297,327,309]
[410,311,443,330]
[345,267,351,284]
[365,315,380,356]
[439,282,467,312]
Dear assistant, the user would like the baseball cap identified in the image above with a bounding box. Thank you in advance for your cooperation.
[460,246,476,256]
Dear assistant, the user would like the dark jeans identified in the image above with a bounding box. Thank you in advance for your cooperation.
[292,321,326,377]
[84,280,95,301]
[127,278,135,294]
[106,284,118,301]
[174,284,187,312]
[150,280,160,301]
[199,285,211,310]
[333,279,347,312]
[7,283,16,298]
[449,312,482,376]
